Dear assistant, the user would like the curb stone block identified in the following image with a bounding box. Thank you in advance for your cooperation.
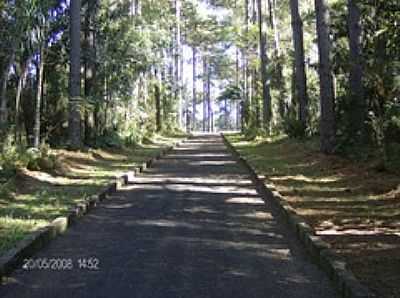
[50,217,68,236]
[124,171,136,184]
[271,190,281,197]
[265,182,276,190]
[340,271,375,298]
[331,260,347,292]
[129,170,136,180]
[116,176,125,189]
[297,221,314,243]
[88,195,99,208]
[279,200,294,213]
[68,206,80,222]
[67,210,77,224]
[256,174,266,181]
[122,174,129,185]
[320,249,338,279]
[99,191,106,201]
[287,214,303,231]
[76,203,87,215]
[107,183,117,194]
[146,159,153,168]
[305,234,331,259]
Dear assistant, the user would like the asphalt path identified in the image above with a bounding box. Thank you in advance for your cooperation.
[0,134,337,298]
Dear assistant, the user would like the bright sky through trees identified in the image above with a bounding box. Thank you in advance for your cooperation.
[182,0,235,123]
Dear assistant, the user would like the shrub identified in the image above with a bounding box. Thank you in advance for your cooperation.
[1,144,58,174]
[1,147,21,176]
[95,131,124,148]
[244,127,264,141]
[283,118,307,138]
[26,148,41,171]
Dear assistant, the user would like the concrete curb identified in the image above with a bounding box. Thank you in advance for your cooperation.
[221,134,375,298]
[0,138,187,283]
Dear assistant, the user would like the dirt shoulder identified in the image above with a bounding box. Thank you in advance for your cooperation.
[226,134,400,298]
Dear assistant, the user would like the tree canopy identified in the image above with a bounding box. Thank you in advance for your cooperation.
[0,0,398,162]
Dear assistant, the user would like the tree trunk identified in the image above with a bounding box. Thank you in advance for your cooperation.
[224,98,228,128]
[161,49,168,124]
[0,49,15,131]
[202,56,207,132]
[243,0,249,124]
[315,0,336,153]
[192,46,197,131]
[33,47,45,148]
[347,0,364,140]
[155,68,162,132]
[69,0,82,149]
[134,0,140,15]
[84,0,98,143]
[84,6,90,144]
[174,0,182,128]
[268,0,286,120]
[15,57,29,144]
[257,0,272,132]
[290,0,308,131]
[180,32,185,130]
[207,65,211,132]
[235,48,240,87]
[235,49,240,129]
[94,104,99,136]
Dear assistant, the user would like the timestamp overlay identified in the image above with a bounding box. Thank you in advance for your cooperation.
[22,257,100,271]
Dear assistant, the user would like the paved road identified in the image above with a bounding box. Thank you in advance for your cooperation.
[0,134,337,298]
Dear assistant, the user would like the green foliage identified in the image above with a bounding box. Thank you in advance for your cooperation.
[283,117,307,139]
[217,84,242,102]
[385,102,400,141]
[25,148,42,171]
[1,0,399,160]
[93,131,125,149]
[0,143,57,174]
[385,142,400,172]
[0,146,26,176]
[28,145,57,172]
[244,127,265,141]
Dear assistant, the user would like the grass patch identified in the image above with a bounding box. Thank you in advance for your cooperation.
[0,134,185,255]
[226,133,400,298]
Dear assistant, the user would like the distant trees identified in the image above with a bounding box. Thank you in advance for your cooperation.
[213,0,399,157]
[0,0,398,160]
